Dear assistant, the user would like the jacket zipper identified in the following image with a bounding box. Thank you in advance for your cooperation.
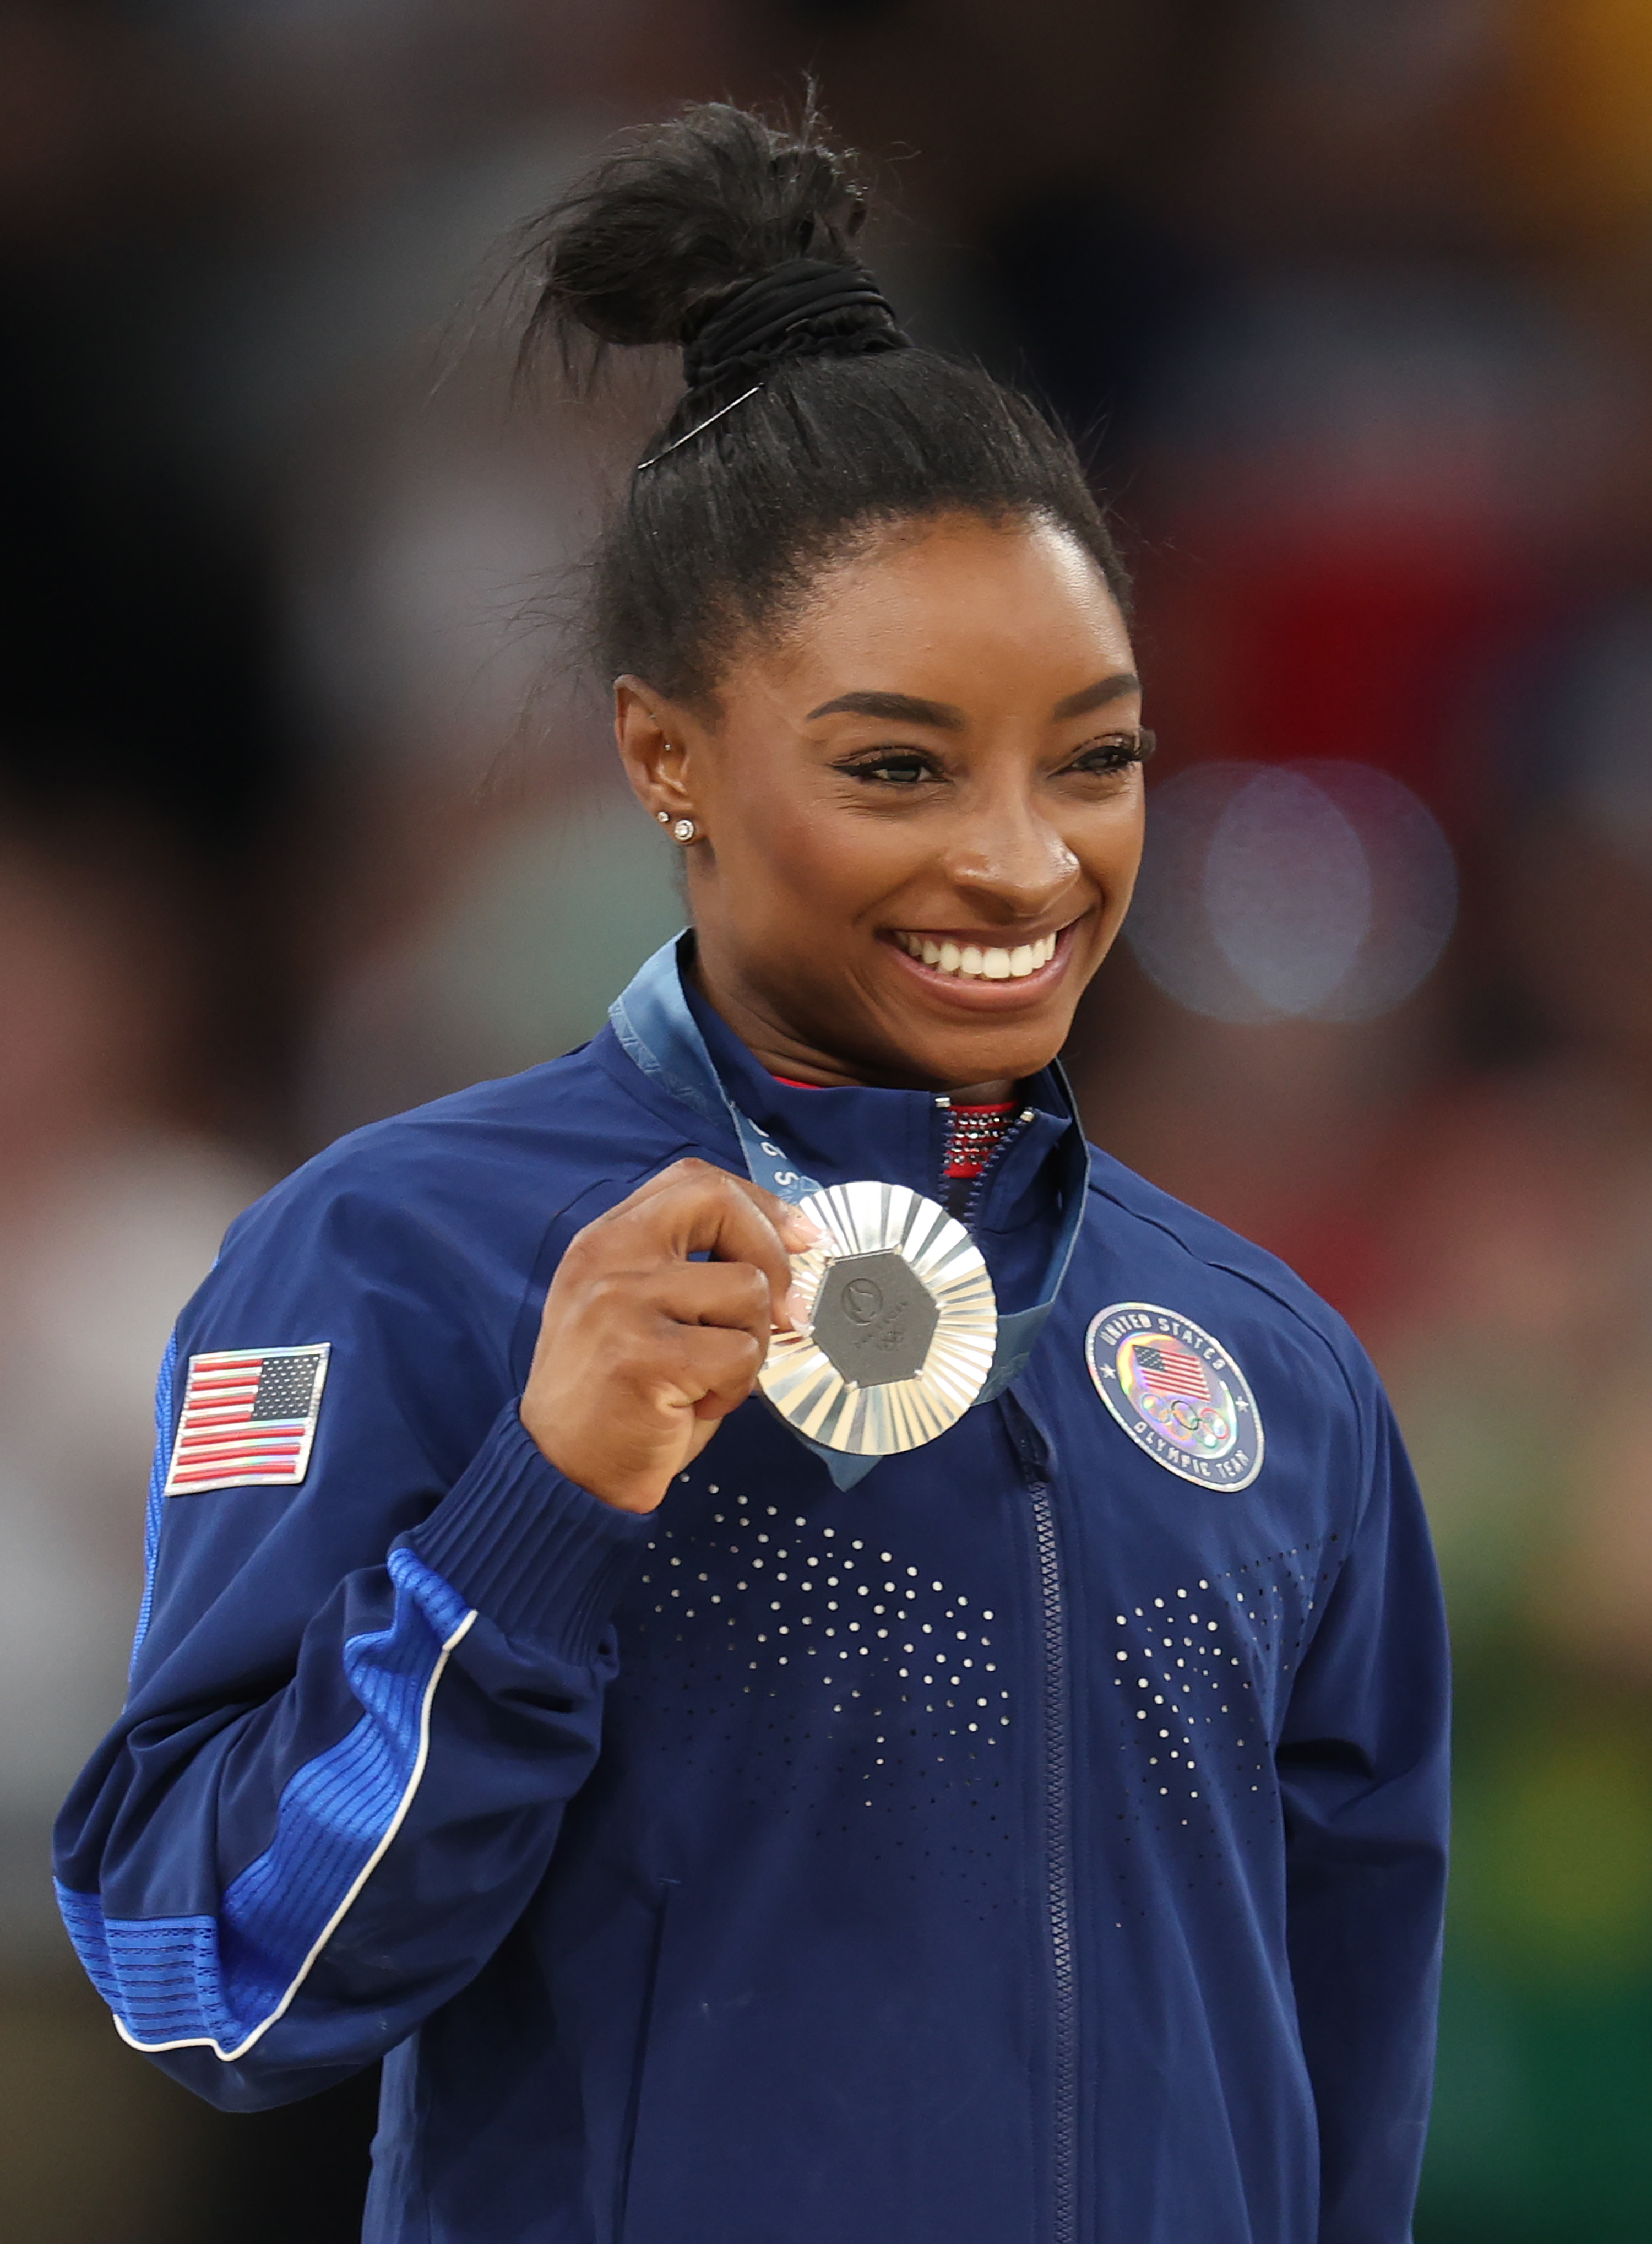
[945,1101,1078,2241]
[934,1097,1035,1229]
[1030,1473,1078,2244]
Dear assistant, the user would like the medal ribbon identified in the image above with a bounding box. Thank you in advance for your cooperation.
[609,934,1089,1487]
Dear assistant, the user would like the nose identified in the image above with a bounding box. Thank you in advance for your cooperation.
[945,783,1081,924]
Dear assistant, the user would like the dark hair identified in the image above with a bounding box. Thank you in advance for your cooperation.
[520,100,1127,707]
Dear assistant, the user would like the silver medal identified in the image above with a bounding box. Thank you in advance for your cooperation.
[759,1181,998,1455]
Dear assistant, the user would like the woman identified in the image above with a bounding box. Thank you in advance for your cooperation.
[56,104,1448,2244]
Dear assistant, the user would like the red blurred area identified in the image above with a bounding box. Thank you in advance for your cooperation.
[1142,533,1553,824]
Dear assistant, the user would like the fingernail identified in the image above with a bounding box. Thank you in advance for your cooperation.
[786,1212,823,1244]
[784,1284,811,1330]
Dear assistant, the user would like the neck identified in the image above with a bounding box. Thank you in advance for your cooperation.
[687,948,1015,1104]
[947,1081,1018,1104]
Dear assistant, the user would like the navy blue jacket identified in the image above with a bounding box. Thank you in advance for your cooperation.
[55,965,1448,2244]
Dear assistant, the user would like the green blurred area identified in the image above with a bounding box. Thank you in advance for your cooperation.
[1412,1445,1652,2236]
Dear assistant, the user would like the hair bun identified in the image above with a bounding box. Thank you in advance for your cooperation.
[682,257,906,393]
[513,96,1127,714]
[522,101,899,385]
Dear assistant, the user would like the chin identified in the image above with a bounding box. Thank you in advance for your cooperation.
[906,1017,1070,1088]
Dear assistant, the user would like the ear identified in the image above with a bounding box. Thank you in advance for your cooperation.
[615,676,698,825]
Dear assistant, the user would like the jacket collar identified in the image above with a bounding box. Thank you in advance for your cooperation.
[603,934,1077,1310]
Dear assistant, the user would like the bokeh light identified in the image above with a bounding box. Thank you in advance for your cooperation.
[1127,760,1457,1023]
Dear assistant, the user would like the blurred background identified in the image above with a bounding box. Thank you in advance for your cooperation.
[2,1,1649,2236]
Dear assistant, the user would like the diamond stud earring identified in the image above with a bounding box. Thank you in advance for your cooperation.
[671,818,697,843]
[655,809,670,824]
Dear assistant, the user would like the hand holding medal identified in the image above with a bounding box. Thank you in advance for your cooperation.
[521,1159,821,1514]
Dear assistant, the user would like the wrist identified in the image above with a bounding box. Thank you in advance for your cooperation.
[407,1401,654,1654]
[519,1397,670,1515]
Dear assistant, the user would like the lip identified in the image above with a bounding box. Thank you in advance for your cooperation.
[877,919,1085,1008]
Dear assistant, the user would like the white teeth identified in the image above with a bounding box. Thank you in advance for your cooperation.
[894,929,1063,980]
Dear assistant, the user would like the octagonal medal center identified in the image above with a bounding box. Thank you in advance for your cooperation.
[809,1250,939,1387]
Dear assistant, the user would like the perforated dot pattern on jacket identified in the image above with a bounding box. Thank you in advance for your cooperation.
[1104,1538,1340,1897]
[611,1479,1016,1912]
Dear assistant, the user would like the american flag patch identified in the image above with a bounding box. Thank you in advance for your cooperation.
[1131,1338,1214,1404]
[164,1345,331,1496]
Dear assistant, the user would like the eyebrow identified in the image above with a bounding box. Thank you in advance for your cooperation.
[805,690,967,728]
[1051,671,1142,720]
[805,672,1142,729]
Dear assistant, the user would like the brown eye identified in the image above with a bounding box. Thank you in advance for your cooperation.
[1069,728,1154,776]
[840,751,935,787]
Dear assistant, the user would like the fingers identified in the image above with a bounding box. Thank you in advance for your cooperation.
[646,1323,767,1422]
[620,1158,819,1247]
[525,1160,820,1510]
[599,1159,819,1327]
[648,1260,774,1341]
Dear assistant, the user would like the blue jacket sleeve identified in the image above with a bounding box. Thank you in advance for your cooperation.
[52,1172,651,2110]
[1277,1381,1450,2244]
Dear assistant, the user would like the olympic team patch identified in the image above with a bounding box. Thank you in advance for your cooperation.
[164,1344,330,1495]
[1084,1304,1263,1488]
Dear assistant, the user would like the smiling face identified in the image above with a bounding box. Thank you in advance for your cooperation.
[615,508,1147,1093]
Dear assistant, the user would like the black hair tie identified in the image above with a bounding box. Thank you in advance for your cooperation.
[682,258,910,392]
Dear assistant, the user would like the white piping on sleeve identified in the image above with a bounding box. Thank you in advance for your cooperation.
[114,1606,479,2061]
